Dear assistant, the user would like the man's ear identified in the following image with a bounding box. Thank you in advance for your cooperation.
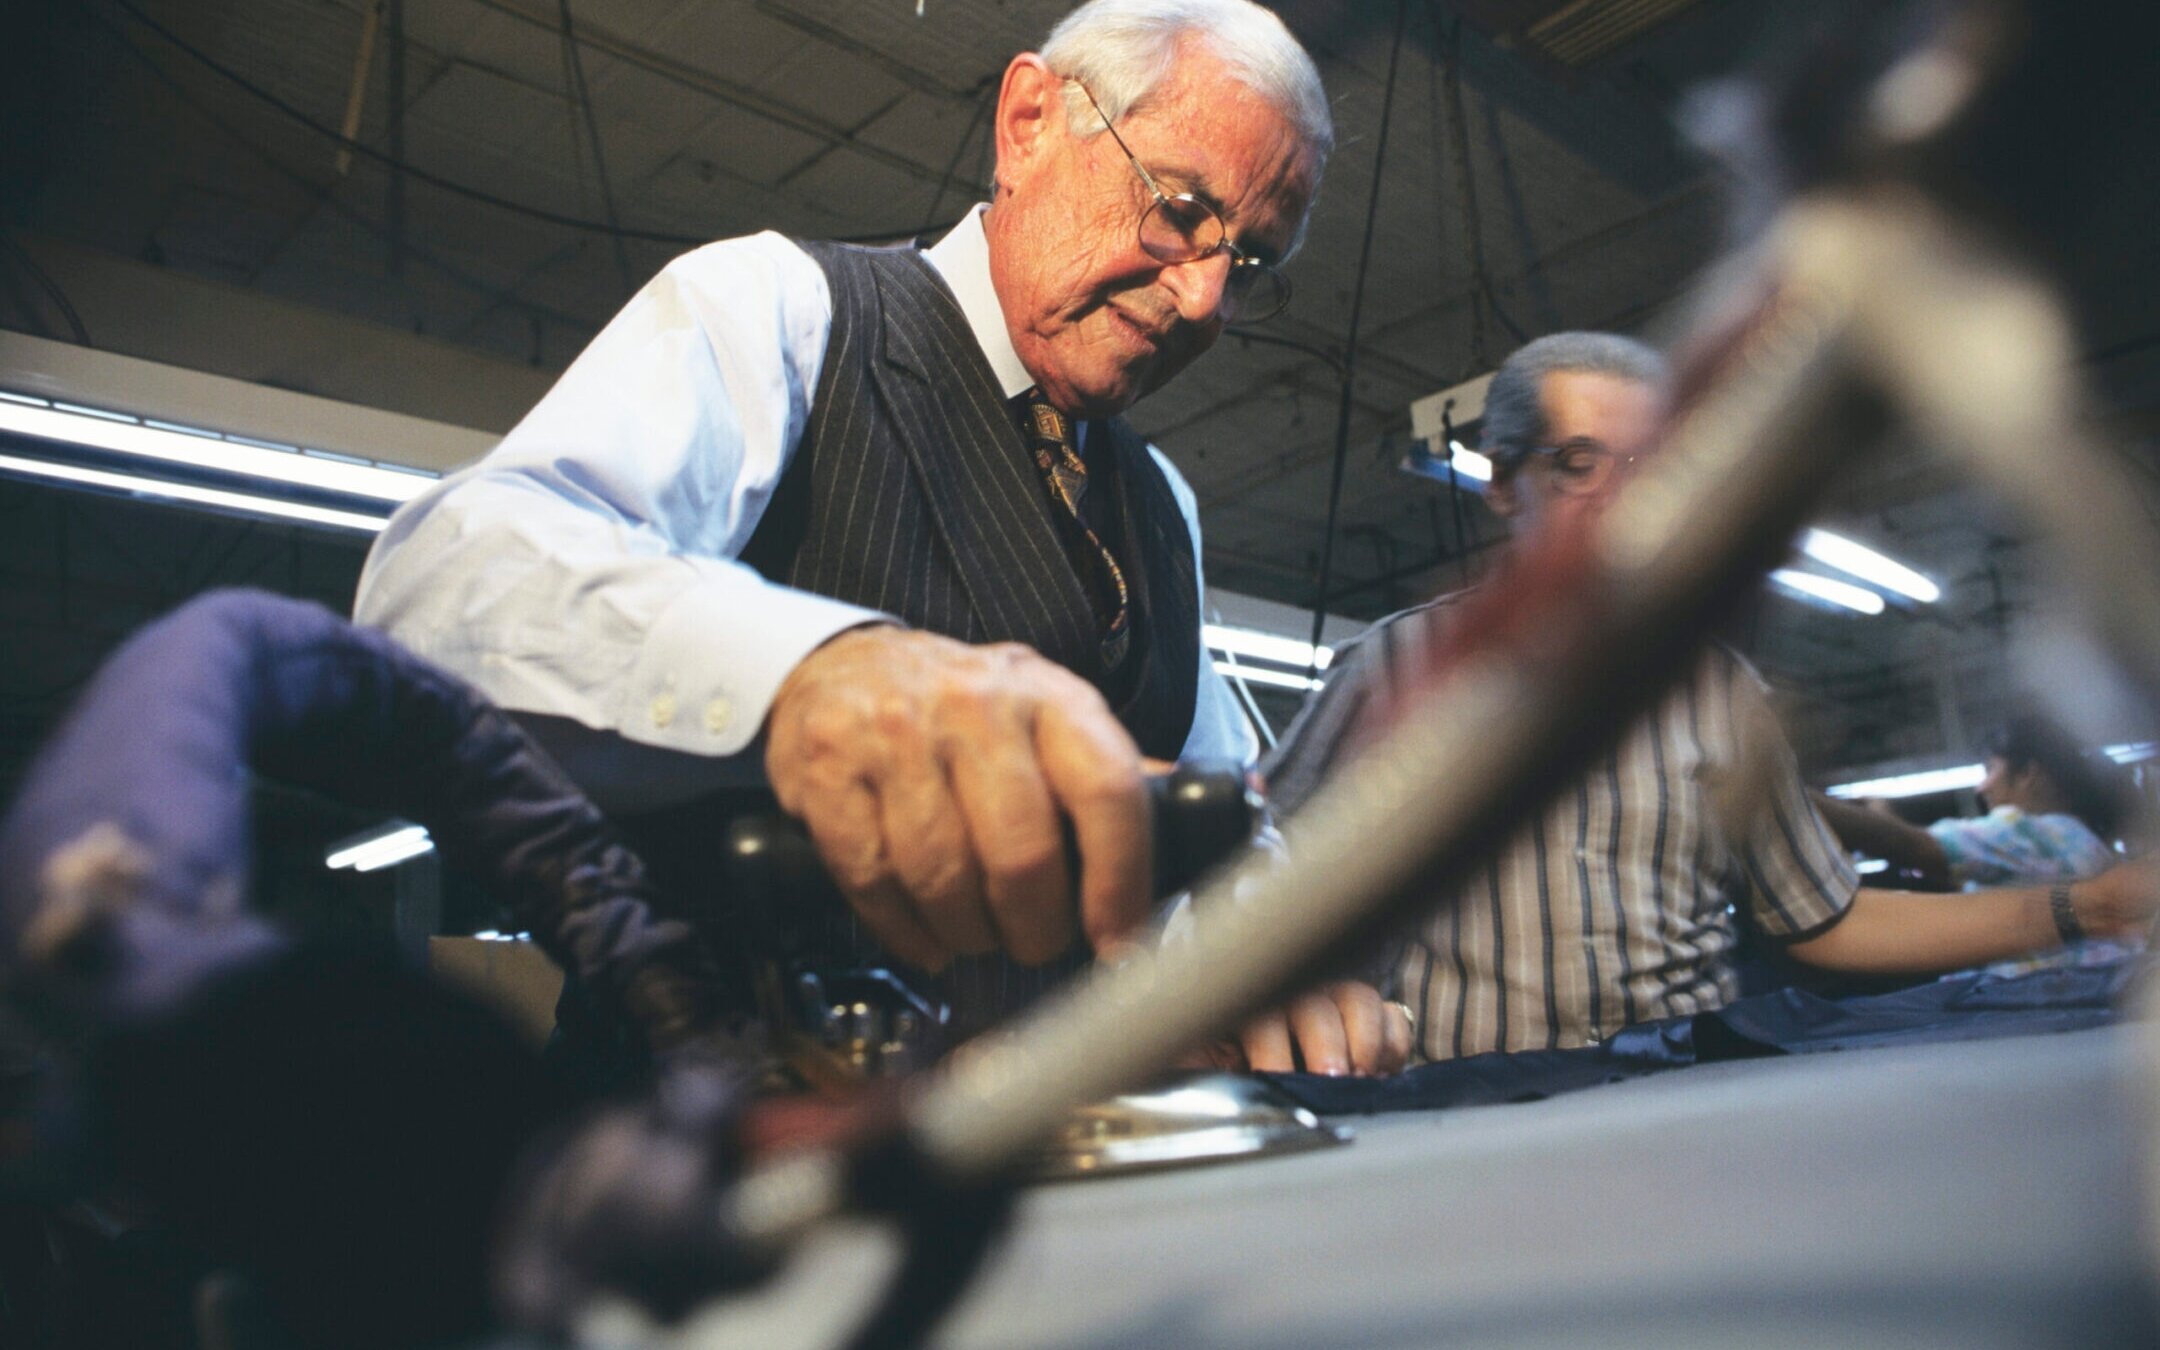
[992,53,1061,198]
[1485,466,1520,519]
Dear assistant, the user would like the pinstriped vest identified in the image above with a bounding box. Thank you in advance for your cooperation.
[741,239,1201,758]
[556,242,1209,1066]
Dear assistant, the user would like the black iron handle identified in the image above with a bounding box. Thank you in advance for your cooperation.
[722,762,1258,961]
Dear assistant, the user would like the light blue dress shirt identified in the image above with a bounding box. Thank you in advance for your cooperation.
[355,207,1254,811]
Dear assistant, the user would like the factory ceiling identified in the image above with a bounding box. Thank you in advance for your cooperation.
[1,0,2156,787]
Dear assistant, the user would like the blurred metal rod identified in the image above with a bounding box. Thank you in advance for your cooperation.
[899,196,1886,1195]
[1847,189,2160,701]
[728,190,2160,1249]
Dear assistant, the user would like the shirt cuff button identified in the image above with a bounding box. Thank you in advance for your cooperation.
[704,697,732,736]
[650,693,676,729]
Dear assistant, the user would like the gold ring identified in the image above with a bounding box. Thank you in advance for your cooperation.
[1386,999,1417,1032]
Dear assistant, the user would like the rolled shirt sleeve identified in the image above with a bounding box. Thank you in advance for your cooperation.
[358,227,1251,811]
[354,234,886,799]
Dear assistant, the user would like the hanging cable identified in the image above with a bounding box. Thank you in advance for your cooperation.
[385,0,407,274]
[98,12,605,338]
[1230,328,1348,380]
[105,0,704,244]
[1426,3,1488,374]
[556,0,635,292]
[1306,0,1412,680]
[0,228,93,347]
[104,0,950,249]
[920,84,996,237]
[1434,10,1529,351]
[1440,402,1474,590]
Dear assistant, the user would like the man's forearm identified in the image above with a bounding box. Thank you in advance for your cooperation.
[1788,865,2153,974]
[1807,792,1951,889]
[1787,884,2061,974]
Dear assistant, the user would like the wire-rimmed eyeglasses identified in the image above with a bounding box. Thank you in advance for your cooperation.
[1527,439,1642,496]
[1074,81,1291,325]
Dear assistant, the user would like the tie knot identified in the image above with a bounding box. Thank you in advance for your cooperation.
[1020,388,1076,450]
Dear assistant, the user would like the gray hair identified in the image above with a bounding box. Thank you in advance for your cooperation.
[1041,0,1333,257]
[1481,331,1667,477]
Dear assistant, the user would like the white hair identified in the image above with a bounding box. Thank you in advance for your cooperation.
[1040,0,1333,254]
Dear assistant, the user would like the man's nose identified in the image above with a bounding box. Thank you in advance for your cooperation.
[1159,250,1234,325]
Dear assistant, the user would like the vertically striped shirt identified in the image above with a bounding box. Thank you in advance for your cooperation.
[1263,594,1859,1065]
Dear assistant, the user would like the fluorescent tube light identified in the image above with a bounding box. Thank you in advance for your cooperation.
[0,452,391,532]
[1826,763,1985,800]
[1770,568,1886,615]
[0,397,436,504]
[1204,624,1333,671]
[1800,528,1940,604]
[345,833,435,872]
[1448,440,1493,483]
[1833,741,2151,799]
[325,822,435,871]
[1398,439,1492,492]
[1212,661,1323,693]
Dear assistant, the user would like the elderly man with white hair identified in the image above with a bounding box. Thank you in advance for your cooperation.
[358,1,1408,1075]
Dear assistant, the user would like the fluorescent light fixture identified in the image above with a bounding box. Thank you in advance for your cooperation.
[1204,624,1332,671]
[1832,741,2152,799]
[0,396,436,504]
[1212,660,1322,693]
[1800,528,1940,604]
[1447,440,1493,483]
[0,452,392,532]
[1398,439,1491,492]
[1770,568,1886,615]
[1854,858,1890,875]
[325,822,435,872]
[1826,763,1985,800]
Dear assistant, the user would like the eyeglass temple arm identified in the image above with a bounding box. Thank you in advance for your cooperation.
[1074,80,1173,203]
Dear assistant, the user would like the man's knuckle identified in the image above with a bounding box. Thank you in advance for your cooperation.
[797,698,862,751]
[871,690,919,739]
[930,675,994,728]
[987,835,1061,885]
[911,852,976,905]
[1068,761,1142,814]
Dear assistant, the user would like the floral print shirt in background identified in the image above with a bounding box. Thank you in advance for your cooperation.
[1927,805,2117,888]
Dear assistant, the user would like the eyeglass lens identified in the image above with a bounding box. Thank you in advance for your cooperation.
[1139,199,1288,323]
[1545,443,1632,494]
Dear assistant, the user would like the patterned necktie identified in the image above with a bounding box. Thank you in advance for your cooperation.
[1018,387,1132,668]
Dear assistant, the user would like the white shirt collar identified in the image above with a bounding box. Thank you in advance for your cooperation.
[922,204,1035,401]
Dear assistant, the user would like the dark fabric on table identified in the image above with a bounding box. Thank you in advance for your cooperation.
[0,588,722,1048]
[1274,958,2140,1115]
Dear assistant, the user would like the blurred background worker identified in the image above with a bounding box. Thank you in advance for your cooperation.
[1814,711,2130,891]
[1264,333,2160,1068]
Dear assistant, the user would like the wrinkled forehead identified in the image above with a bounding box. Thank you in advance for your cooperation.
[1538,370,1664,450]
[1115,53,1323,254]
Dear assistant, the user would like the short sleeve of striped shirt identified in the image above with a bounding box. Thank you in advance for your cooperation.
[1716,653,1860,939]
[1260,598,1444,815]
